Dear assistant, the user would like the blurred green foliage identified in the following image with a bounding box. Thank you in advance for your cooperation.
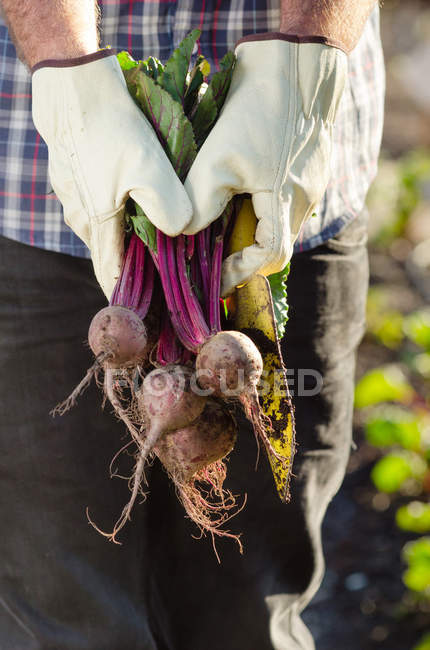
[372,454,414,492]
[404,310,430,352]
[367,150,430,247]
[358,148,430,649]
[365,406,422,450]
[367,288,405,349]
[414,632,430,650]
[397,503,430,535]
[356,296,430,611]
[355,365,415,408]
[414,633,430,650]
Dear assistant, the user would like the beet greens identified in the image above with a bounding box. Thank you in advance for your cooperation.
[116,30,235,361]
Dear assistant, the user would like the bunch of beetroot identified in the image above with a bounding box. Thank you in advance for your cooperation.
[55,31,286,550]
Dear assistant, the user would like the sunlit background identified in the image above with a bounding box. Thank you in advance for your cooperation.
[303,2,430,648]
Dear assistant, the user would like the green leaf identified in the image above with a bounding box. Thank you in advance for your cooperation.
[268,264,290,339]
[365,407,421,450]
[210,51,236,111]
[126,67,197,180]
[192,51,235,147]
[404,309,430,352]
[373,313,404,349]
[130,206,157,252]
[366,287,405,349]
[371,454,413,493]
[146,56,164,80]
[403,537,430,565]
[412,352,430,379]
[159,29,201,104]
[184,55,209,117]
[117,51,138,71]
[413,633,430,650]
[403,561,430,593]
[397,501,430,533]
[191,85,218,147]
[354,365,415,408]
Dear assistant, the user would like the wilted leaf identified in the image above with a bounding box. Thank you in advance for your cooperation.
[396,501,430,533]
[355,365,415,408]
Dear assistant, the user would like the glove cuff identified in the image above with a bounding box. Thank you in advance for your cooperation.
[236,32,347,54]
[31,49,115,75]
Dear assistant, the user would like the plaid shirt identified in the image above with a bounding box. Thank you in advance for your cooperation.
[0,2,384,258]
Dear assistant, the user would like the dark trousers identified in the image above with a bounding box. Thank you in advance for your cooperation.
[0,215,368,650]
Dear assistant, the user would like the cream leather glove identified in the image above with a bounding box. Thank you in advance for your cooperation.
[32,51,193,299]
[184,34,347,297]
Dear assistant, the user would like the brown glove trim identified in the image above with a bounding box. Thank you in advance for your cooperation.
[31,49,116,74]
[236,32,347,54]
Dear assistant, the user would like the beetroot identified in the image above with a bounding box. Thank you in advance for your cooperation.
[196,331,263,397]
[52,305,149,420]
[155,400,243,555]
[88,305,149,368]
[99,365,207,542]
[196,331,283,465]
[138,365,207,455]
[154,400,237,482]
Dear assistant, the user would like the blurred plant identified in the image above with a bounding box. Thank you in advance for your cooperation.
[355,365,415,408]
[366,287,405,349]
[414,632,430,650]
[355,303,430,627]
[404,309,430,352]
[366,149,430,247]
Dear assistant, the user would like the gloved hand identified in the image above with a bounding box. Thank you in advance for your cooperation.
[184,34,347,297]
[32,50,192,299]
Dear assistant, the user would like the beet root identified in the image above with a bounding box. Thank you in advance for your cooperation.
[154,400,237,482]
[88,305,149,369]
[196,331,286,467]
[154,400,243,557]
[94,365,207,543]
[196,331,263,398]
[137,365,207,461]
[52,306,149,416]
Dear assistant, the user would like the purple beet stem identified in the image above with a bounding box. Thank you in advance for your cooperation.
[157,310,182,365]
[110,233,136,306]
[197,230,210,318]
[110,233,153,321]
[129,235,144,310]
[176,235,210,342]
[156,231,202,353]
[209,235,223,333]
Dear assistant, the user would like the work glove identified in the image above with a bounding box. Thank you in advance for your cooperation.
[32,51,192,299]
[184,34,347,297]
